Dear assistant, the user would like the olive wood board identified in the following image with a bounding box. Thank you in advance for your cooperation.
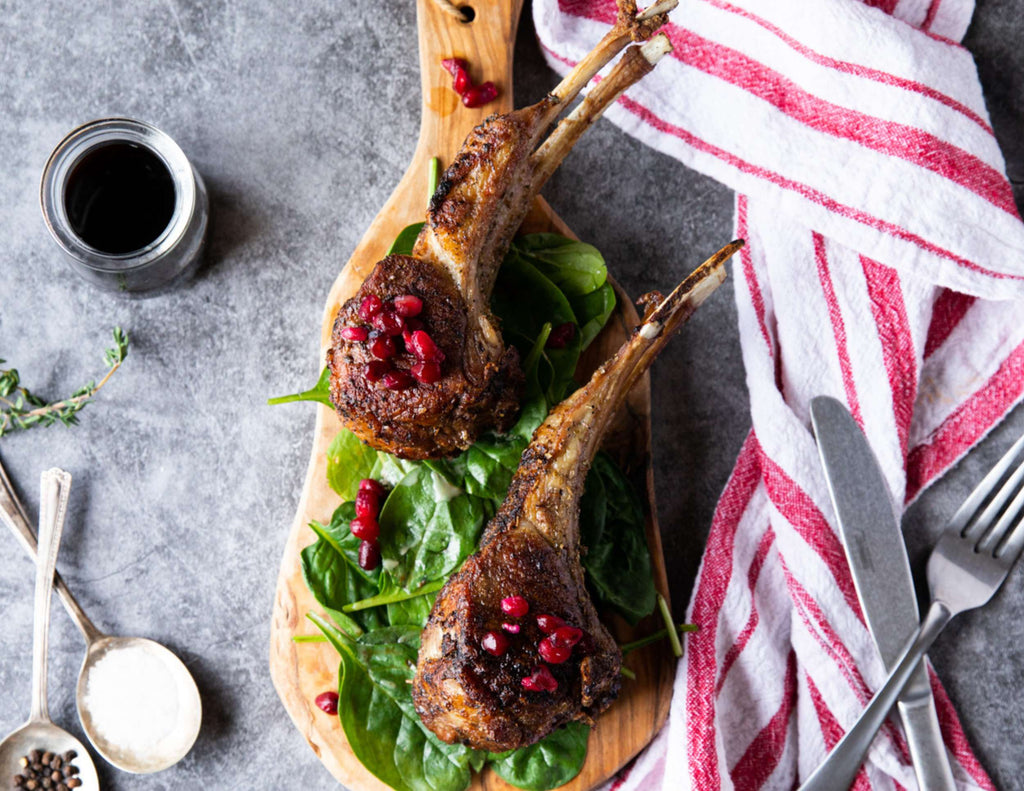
[269,0,677,788]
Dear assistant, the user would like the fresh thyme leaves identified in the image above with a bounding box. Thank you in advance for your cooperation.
[0,327,129,437]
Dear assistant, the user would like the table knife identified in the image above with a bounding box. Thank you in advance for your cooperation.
[810,396,956,791]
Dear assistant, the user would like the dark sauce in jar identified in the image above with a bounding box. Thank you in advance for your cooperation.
[64,141,176,255]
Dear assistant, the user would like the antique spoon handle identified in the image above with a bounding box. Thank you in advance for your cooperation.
[29,469,73,723]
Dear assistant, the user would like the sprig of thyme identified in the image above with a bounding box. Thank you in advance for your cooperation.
[0,327,129,436]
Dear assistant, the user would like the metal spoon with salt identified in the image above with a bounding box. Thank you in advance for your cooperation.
[0,469,100,790]
[0,459,201,773]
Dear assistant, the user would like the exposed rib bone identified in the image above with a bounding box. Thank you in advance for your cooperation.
[531,34,672,190]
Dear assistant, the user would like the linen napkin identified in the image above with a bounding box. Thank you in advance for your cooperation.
[533,0,1024,787]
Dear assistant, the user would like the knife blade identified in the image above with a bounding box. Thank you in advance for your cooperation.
[810,396,955,791]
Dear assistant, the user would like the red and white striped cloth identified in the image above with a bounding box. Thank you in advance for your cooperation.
[535,0,1024,788]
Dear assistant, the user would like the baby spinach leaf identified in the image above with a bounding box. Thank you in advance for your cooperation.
[378,467,487,591]
[569,282,616,352]
[488,722,590,791]
[388,222,426,256]
[579,454,656,625]
[326,431,380,500]
[301,539,386,634]
[512,234,607,297]
[266,365,333,407]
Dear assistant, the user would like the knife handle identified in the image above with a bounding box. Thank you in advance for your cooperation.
[898,681,957,791]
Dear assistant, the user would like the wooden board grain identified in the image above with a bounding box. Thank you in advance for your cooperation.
[269,0,677,788]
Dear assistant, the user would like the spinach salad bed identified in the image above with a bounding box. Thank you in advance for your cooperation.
[279,228,659,791]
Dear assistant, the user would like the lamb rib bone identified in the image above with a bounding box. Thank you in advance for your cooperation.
[412,240,745,752]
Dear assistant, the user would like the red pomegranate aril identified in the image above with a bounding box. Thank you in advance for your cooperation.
[372,308,405,337]
[358,539,381,570]
[550,625,583,648]
[521,665,558,692]
[502,622,521,634]
[359,478,387,498]
[481,630,509,657]
[382,370,414,390]
[411,361,442,384]
[350,515,380,542]
[354,489,379,519]
[341,325,369,342]
[462,81,498,108]
[365,360,390,382]
[538,636,572,664]
[453,68,470,94]
[315,691,339,715]
[359,294,384,322]
[500,595,530,618]
[393,294,424,318]
[441,57,468,76]
[370,335,397,360]
[546,322,576,350]
[535,613,565,634]
[408,330,445,362]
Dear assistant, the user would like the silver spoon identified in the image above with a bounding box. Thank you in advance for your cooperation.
[0,459,202,773]
[0,469,100,790]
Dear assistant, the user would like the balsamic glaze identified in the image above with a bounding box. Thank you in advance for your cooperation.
[64,142,176,255]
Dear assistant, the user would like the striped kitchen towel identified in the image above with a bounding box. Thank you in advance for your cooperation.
[534,0,1024,788]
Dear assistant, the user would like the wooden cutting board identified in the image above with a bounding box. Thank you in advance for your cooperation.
[268,0,677,788]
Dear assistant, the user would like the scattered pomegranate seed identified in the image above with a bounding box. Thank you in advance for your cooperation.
[402,317,424,343]
[358,539,381,570]
[501,595,530,618]
[359,294,384,322]
[370,335,397,360]
[550,625,583,648]
[546,322,576,350]
[382,370,414,390]
[315,691,339,714]
[521,665,558,692]
[441,57,468,76]
[393,295,424,318]
[411,361,442,384]
[341,325,369,342]
[441,58,471,93]
[408,330,445,362]
[538,636,572,664]
[502,622,521,634]
[481,630,509,657]
[355,489,380,519]
[535,614,565,634]
[462,81,498,108]
[350,515,380,542]
[359,478,387,498]
[365,360,390,382]
[372,308,405,337]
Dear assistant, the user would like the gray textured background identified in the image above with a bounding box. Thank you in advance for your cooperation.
[0,1,1021,788]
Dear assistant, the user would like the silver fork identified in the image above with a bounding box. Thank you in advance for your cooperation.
[800,431,1024,790]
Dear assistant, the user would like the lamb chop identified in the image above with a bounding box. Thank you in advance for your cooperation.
[327,0,678,459]
[412,240,744,752]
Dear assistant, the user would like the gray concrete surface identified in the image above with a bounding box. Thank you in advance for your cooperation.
[0,0,1021,788]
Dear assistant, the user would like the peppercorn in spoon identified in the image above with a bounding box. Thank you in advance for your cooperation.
[0,459,201,774]
[0,469,100,791]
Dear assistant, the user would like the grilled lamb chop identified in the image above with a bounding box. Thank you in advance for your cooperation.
[327,0,678,459]
[412,240,744,752]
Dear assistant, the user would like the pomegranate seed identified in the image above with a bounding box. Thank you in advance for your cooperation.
[402,318,424,345]
[535,614,565,634]
[408,330,445,362]
[393,295,424,318]
[550,625,583,648]
[372,308,405,337]
[481,630,509,657]
[441,57,468,76]
[502,622,521,634]
[354,489,380,519]
[364,360,390,383]
[453,68,470,94]
[370,335,397,360]
[411,361,442,384]
[500,596,530,618]
[382,370,414,390]
[359,294,384,322]
[521,665,558,692]
[462,81,498,108]
[441,58,471,94]
[350,515,380,542]
[546,322,576,350]
[315,691,339,715]
[538,636,572,664]
[359,478,387,498]
[341,325,369,342]
[358,539,381,570]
